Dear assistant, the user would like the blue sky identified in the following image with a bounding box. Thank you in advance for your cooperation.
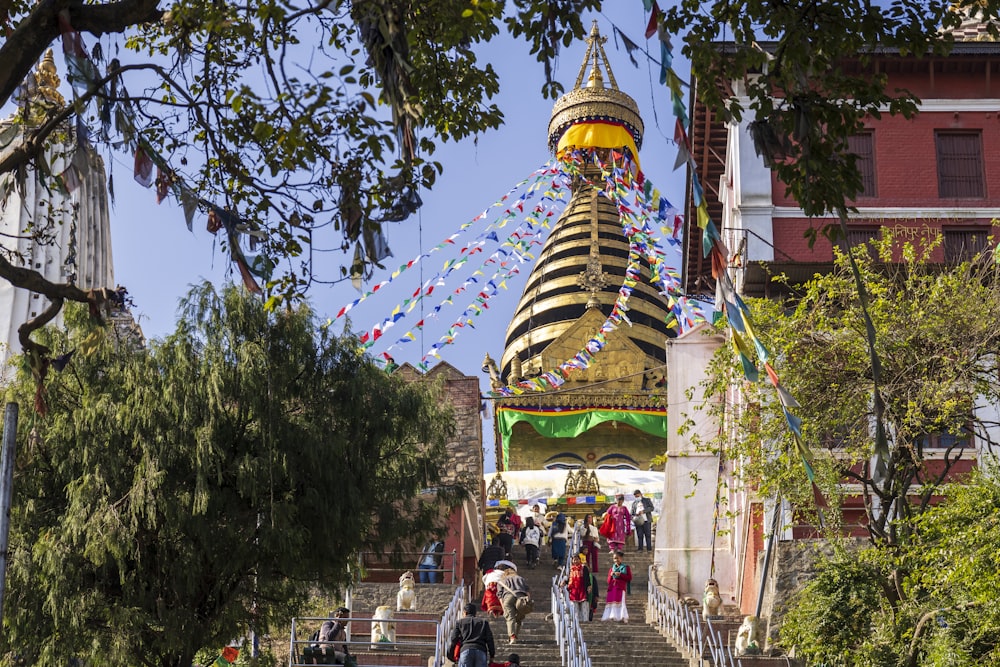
[102,9,689,470]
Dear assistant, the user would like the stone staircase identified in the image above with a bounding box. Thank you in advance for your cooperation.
[482,545,688,667]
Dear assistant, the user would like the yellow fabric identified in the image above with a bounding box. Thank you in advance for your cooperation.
[696,201,710,229]
[556,121,641,170]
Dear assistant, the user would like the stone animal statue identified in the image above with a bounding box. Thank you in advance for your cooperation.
[679,594,701,610]
[702,578,723,618]
[397,571,417,611]
[370,605,396,650]
[735,615,762,655]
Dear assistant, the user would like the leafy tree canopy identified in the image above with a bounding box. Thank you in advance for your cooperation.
[2,0,998,365]
[779,466,1000,665]
[0,283,460,667]
[0,0,599,355]
[696,232,1000,547]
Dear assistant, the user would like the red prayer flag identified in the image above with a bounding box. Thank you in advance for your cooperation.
[645,2,662,39]
[134,147,154,187]
[764,362,780,388]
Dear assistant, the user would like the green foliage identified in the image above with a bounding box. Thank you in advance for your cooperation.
[903,467,1000,664]
[698,232,1000,546]
[777,470,1000,666]
[661,0,1000,224]
[780,548,894,665]
[0,284,460,667]
[0,0,607,317]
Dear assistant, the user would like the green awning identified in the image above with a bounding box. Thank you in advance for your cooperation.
[496,406,667,470]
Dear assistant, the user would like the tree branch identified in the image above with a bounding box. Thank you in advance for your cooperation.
[0,0,162,109]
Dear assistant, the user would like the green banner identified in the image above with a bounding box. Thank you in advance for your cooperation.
[496,407,667,469]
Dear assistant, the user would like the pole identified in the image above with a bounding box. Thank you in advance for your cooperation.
[754,497,782,619]
[0,402,19,618]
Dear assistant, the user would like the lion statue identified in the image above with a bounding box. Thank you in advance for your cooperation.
[702,578,723,619]
[735,615,762,655]
[370,605,396,650]
[397,571,417,611]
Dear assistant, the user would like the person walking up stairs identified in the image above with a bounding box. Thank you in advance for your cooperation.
[477,540,687,667]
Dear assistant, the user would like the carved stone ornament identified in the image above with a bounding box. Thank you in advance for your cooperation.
[486,472,508,501]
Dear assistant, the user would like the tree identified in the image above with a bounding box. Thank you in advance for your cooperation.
[5,0,1000,365]
[0,0,607,361]
[696,232,1000,600]
[0,283,461,667]
[779,467,1000,665]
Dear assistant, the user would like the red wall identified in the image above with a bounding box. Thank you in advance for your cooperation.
[770,104,1000,263]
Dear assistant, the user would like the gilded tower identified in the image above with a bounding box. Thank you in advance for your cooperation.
[491,24,672,472]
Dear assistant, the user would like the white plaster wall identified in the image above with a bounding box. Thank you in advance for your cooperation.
[732,116,775,263]
[975,392,1000,471]
[0,132,114,369]
[658,324,734,600]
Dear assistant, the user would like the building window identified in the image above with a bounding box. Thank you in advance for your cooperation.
[848,132,876,197]
[845,226,879,254]
[916,430,973,450]
[944,228,989,263]
[935,131,985,198]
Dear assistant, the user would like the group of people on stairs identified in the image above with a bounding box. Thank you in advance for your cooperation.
[560,547,632,623]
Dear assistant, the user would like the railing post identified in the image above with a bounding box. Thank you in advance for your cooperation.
[0,402,18,619]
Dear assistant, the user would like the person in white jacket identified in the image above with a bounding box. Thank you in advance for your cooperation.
[519,517,542,569]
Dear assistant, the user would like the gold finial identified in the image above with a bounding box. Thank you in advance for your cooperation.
[13,49,65,125]
[481,352,502,390]
[35,49,65,107]
[573,21,618,91]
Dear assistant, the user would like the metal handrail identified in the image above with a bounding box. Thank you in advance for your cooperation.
[357,549,459,584]
[551,523,590,667]
[433,581,469,667]
[289,613,448,667]
[646,568,738,667]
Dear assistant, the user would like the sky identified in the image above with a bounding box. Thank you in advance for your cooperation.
[85,9,690,472]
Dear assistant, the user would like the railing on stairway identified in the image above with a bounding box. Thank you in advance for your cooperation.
[433,581,469,667]
[288,581,468,667]
[551,523,590,667]
[356,549,459,585]
[646,566,737,667]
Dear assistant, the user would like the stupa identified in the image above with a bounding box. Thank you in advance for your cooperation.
[487,24,673,476]
[0,51,117,367]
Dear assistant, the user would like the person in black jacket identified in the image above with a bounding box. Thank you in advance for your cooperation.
[448,603,496,667]
[306,606,350,665]
[478,538,505,573]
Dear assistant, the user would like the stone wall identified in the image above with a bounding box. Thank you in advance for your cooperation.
[397,362,484,505]
[758,538,866,648]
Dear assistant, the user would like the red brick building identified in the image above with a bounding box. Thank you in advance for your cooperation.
[683,18,999,616]
[686,38,1000,299]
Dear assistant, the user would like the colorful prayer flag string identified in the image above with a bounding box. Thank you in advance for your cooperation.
[332,161,566,324]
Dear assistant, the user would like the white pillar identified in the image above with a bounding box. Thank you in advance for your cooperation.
[657,324,735,602]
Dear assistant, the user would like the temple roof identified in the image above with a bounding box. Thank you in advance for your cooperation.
[499,23,671,392]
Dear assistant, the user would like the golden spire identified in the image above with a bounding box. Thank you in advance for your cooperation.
[36,50,66,107]
[502,21,669,390]
[547,21,643,154]
[13,49,66,125]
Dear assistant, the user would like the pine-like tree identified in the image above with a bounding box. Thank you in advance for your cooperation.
[0,282,461,667]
